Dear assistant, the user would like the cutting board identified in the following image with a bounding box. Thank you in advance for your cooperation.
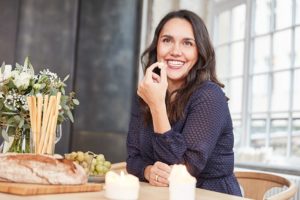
[0,182,103,196]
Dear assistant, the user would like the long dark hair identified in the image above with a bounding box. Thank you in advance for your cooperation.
[140,10,224,124]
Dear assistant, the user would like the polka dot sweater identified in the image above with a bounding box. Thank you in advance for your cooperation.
[126,81,242,196]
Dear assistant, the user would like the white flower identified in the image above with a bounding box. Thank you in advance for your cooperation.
[12,71,32,89]
[0,65,12,81]
[3,65,12,79]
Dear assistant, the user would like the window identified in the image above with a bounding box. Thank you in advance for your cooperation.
[212,0,300,163]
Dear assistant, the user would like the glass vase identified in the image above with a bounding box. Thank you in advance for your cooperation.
[30,125,62,154]
[0,125,62,154]
[0,126,30,153]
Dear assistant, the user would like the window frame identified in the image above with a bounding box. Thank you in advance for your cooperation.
[210,0,300,162]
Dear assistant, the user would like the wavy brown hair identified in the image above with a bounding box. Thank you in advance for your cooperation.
[140,10,224,125]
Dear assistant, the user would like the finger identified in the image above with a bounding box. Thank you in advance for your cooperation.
[152,73,161,83]
[159,63,168,84]
[157,175,169,185]
[149,180,168,187]
[145,62,160,79]
[150,177,168,187]
[155,181,168,187]
[145,62,166,81]
[156,161,172,173]
[157,170,170,180]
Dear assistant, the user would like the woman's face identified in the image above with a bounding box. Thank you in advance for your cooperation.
[157,18,198,89]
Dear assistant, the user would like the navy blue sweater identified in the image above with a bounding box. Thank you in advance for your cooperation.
[126,81,242,196]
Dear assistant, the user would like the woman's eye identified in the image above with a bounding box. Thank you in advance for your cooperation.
[162,38,171,43]
[183,41,193,46]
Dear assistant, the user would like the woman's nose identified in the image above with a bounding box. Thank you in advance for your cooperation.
[170,44,182,56]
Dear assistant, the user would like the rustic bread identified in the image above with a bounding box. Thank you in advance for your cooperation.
[0,153,87,185]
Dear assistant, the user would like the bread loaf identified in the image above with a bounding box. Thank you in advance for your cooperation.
[0,153,87,185]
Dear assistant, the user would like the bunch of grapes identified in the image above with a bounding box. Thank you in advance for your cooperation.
[64,151,111,176]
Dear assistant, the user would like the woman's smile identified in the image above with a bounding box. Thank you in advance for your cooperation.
[166,60,185,69]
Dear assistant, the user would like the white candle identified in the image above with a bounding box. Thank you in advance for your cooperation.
[168,164,196,200]
[105,171,140,200]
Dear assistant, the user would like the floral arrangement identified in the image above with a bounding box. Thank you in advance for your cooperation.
[0,57,79,152]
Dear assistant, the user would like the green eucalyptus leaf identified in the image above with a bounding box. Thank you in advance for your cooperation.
[40,83,46,89]
[14,115,21,122]
[7,117,17,125]
[2,127,10,142]
[1,62,5,72]
[24,57,29,67]
[1,112,17,115]
[72,99,80,105]
[61,87,65,95]
[18,118,25,128]
[66,110,74,123]
[63,74,69,82]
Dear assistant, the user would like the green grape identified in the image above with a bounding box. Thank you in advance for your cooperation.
[81,161,88,168]
[77,151,84,162]
[64,150,112,176]
[95,164,103,172]
[104,161,111,168]
[102,166,109,173]
[84,152,92,162]
[97,160,104,166]
[91,164,95,172]
[96,154,105,162]
[70,152,77,160]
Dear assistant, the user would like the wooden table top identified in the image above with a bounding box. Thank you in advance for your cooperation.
[0,182,252,200]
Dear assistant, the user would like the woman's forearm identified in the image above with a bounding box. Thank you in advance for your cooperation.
[150,103,171,134]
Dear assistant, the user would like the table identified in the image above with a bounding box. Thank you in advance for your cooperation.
[0,182,252,200]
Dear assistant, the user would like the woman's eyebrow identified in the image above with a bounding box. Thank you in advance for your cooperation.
[161,34,195,41]
[160,34,173,38]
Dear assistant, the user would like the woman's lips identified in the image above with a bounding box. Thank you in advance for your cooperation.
[167,60,185,69]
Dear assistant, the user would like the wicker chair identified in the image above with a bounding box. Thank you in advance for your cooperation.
[110,161,127,173]
[235,171,297,200]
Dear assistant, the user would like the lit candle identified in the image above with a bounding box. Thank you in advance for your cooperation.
[105,171,140,200]
[168,164,196,200]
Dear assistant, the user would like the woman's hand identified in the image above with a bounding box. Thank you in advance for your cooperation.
[137,62,168,109]
[144,161,172,187]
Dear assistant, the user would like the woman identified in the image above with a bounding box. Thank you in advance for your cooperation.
[126,10,242,196]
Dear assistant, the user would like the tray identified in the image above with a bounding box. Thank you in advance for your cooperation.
[0,181,103,196]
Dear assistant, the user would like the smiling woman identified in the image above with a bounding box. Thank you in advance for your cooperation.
[126,9,242,197]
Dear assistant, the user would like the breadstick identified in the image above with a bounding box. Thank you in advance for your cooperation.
[31,96,38,152]
[39,95,49,154]
[39,96,56,154]
[46,92,61,154]
[36,95,43,150]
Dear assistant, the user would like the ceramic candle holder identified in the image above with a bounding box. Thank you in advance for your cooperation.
[105,171,140,200]
[169,165,196,200]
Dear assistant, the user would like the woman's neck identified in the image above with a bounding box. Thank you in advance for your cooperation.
[167,79,183,94]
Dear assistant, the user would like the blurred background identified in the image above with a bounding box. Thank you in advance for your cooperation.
[0,0,299,174]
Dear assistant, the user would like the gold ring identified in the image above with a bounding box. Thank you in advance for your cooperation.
[155,174,159,182]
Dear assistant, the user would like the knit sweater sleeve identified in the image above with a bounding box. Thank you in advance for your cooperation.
[152,83,229,178]
[126,97,151,181]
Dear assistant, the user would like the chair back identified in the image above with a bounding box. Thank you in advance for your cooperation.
[110,161,127,173]
[235,171,297,200]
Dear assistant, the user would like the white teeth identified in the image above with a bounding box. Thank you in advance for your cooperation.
[167,60,184,66]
